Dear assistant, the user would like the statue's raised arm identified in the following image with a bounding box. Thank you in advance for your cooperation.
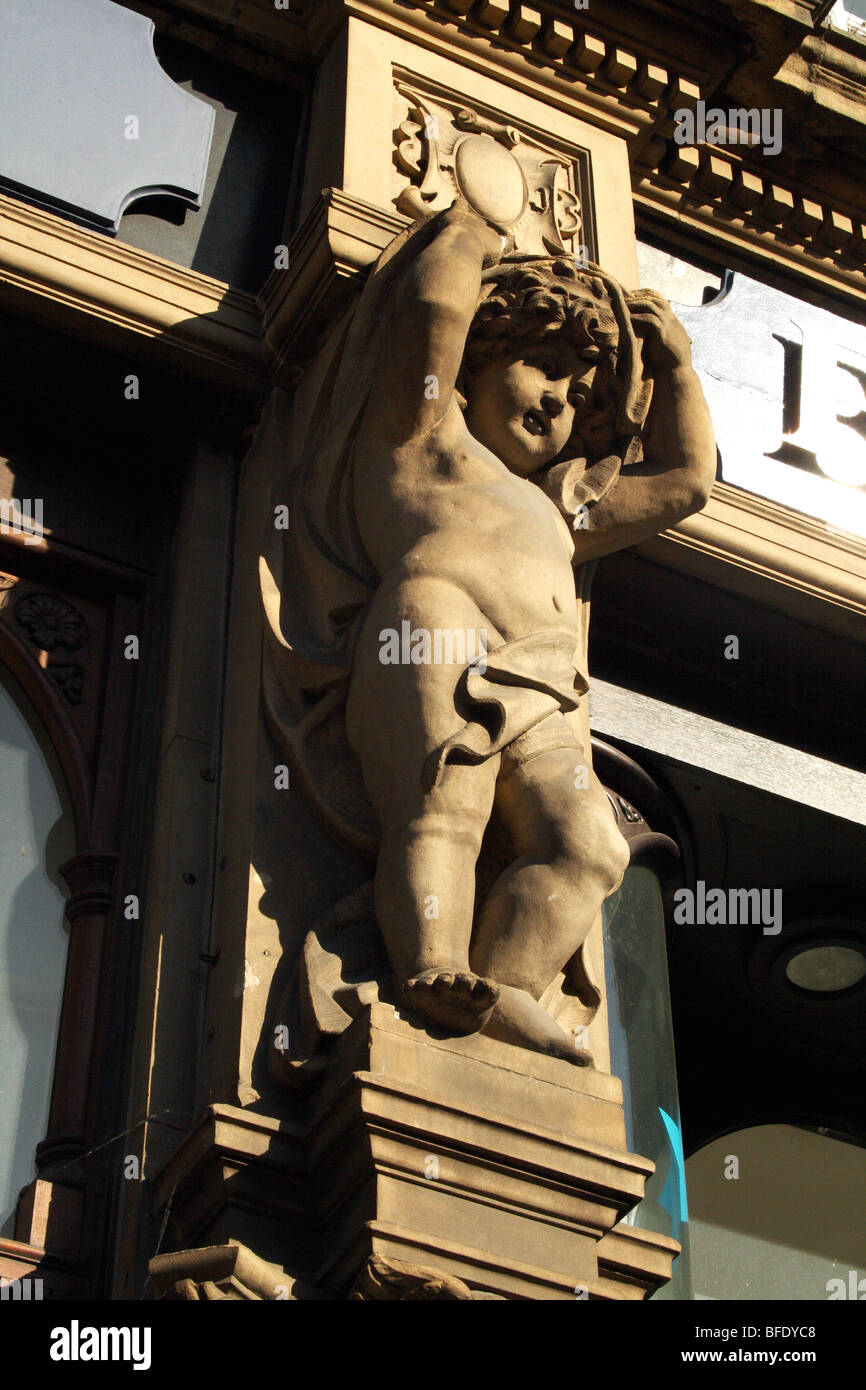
[562,289,716,562]
[361,200,504,447]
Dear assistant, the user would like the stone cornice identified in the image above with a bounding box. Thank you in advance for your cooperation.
[632,174,866,311]
[123,0,313,70]
[128,0,866,202]
[639,481,866,643]
[355,0,866,303]
[69,3,866,313]
[0,188,404,395]
[342,0,687,141]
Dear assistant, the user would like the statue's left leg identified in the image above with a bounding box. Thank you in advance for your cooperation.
[345,571,504,1033]
[471,732,629,1062]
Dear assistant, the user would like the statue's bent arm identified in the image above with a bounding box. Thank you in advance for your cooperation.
[571,353,716,561]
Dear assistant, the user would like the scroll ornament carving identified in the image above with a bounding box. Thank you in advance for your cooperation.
[393,84,583,258]
[150,1244,502,1301]
[350,1255,504,1300]
[149,1244,318,1302]
[46,664,84,706]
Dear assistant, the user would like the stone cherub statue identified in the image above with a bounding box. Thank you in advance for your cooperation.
[261,197,715,1070]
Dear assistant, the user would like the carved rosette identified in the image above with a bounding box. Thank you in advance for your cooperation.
[393,84,584,258]
[13,591,87,705]
[15,592,87,651]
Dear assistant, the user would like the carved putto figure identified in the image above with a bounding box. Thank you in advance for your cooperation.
[262,196,715,1070]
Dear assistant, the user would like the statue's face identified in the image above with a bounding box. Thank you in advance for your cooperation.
[465,343,596,477]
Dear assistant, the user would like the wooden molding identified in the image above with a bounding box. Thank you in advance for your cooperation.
[0,601,93,842]
[0,1230,86,1298]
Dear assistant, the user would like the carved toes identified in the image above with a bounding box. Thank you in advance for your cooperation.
[402,968,499,1032]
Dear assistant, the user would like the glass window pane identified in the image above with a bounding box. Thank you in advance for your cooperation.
[603,863,692,1299]
[0,665,74,1235]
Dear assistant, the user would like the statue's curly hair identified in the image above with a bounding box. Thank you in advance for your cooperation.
[462,256,651,519]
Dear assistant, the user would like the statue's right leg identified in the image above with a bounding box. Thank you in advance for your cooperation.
[346,575,501,1033]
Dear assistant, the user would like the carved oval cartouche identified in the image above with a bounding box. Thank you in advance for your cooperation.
[453,135,527,230]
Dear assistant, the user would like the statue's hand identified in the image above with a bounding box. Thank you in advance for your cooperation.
[626,290,693,373]
[442,197,506,267]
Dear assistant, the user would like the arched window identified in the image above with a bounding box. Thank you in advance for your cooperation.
[686,1125,866,1300]
[0,665,74,1235]
[595,739,691,1298]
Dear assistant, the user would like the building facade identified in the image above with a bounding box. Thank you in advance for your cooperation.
[0,0,864,1302]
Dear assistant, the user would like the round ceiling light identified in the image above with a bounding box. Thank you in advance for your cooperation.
[785,945,866,993]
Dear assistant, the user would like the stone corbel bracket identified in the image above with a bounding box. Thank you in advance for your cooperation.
[259,188,406,387]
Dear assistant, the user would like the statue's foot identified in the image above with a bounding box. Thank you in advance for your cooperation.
[481,983,593,1066]
[402,968,499,1034]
